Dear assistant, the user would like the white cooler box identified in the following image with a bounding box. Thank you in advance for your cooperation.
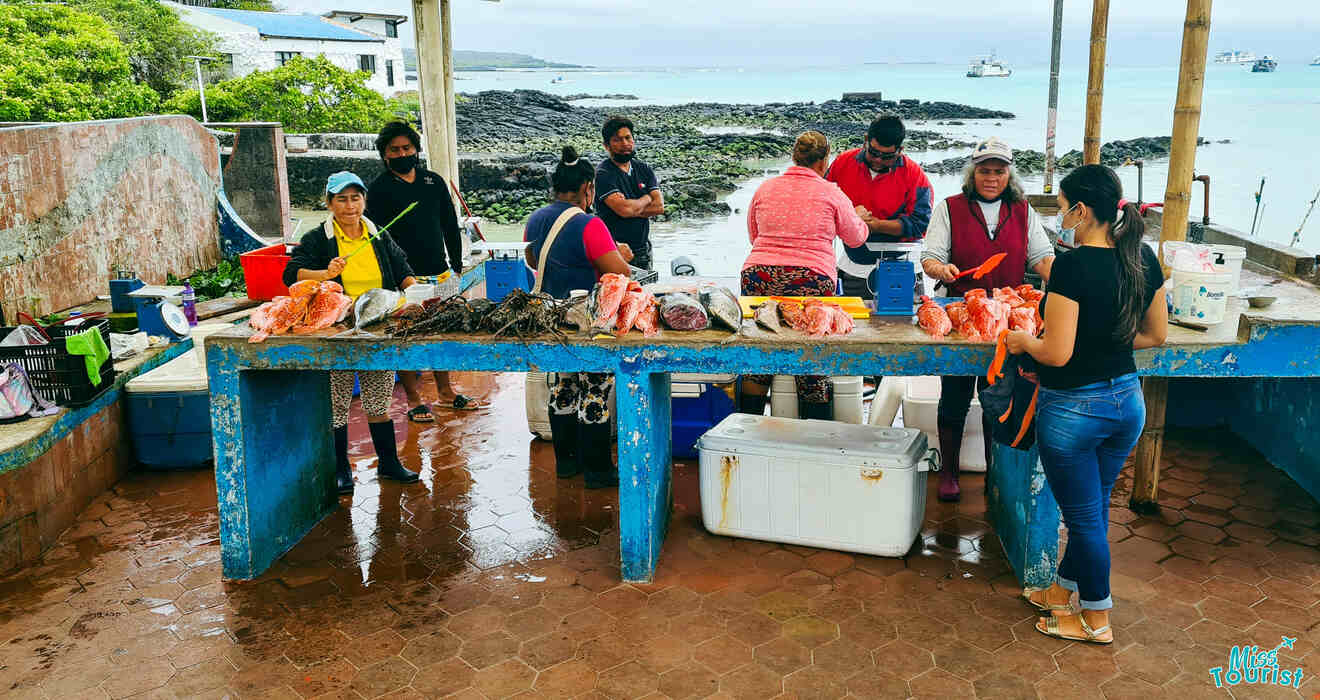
[887,376,987,472]
[697,414,936,557]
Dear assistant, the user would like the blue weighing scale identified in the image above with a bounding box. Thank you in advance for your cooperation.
[866,242,924,316]
[127,286,191,341]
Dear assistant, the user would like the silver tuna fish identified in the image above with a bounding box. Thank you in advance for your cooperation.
[700,286,742,332]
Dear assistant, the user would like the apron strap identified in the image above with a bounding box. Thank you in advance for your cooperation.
[530,206,585,295]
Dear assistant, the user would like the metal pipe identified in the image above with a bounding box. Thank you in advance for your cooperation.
[1193,174,1210,224]
[1135,160,1145,205]
[1043,0,1064,194]
[1250,176,1266,236]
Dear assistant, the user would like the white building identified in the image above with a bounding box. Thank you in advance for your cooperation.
[170,3,407,98]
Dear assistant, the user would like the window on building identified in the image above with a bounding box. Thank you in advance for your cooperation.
[359,55,377,73]
[385,21,398,38]
[276,51,300,66]
[386,60,395,87]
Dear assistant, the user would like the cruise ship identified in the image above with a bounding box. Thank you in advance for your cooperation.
[1214,50,1257,64]
[966,52,1011,78]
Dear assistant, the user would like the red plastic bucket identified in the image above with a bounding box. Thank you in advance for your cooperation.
[240,244,292,301]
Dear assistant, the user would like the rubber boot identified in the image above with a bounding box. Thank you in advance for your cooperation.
[368,420,419,484]
[333,426,353,495]
[549,412,581,478]
[740,393,767,417]
[937,424,962,502]
[799,400,833,421]
[579,422,619,489]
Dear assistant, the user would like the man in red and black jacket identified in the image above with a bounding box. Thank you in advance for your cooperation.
[826,114,933,299]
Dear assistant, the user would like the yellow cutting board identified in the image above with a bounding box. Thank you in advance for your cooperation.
[739,296,871,319]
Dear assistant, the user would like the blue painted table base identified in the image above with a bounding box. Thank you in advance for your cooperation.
[204,315,1320,583]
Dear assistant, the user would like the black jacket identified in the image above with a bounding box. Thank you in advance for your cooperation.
[282,217,415,291]
[365,168,463,276]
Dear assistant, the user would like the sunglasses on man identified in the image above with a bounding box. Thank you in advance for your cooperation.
[866,145,902,161]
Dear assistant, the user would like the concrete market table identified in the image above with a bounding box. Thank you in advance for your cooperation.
[206,284,1320,583]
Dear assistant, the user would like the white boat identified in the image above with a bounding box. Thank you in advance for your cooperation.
[966,52,1011,78]
[1311,56,1320,66]
[1214,50,1257,64]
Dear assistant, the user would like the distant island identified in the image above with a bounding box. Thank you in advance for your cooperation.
[403,49,584,71]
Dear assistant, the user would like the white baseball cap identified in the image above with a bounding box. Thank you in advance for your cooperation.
[971,137,1013,165]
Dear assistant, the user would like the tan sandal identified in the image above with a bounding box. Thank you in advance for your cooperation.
[1023,587,1076,615]
[1036,613,1112,645]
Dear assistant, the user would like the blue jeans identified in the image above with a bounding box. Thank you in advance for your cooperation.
[1036,373,1144,610]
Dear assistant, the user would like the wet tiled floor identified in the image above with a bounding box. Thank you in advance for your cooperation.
[1,372,1318,699]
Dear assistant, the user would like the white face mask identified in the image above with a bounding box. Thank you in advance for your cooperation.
[1054,203,1080,247]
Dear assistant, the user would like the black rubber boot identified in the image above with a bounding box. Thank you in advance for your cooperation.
[333,426,353,495]
[368,420,419,484]
[799,400,833,421]
[579,422,618,489]
[549,412,581,478]
[740,393,768,416]
[982,413,996,498]
[937,423,962,502]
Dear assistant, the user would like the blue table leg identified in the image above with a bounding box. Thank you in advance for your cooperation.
[615,368,673,583]
[208,348,337,579]
[988,442,1060,589]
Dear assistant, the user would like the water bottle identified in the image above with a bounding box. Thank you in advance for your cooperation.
[182,282,198,327]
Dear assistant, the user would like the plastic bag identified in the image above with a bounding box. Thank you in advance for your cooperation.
[0,362,57,423]
[109,332,150,360]
[659,293,709,331]
[1163,241,1217,273]
[0,326,49,347]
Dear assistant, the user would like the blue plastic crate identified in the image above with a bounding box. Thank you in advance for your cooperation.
[485,258,532,302]
[870,261,915,315]
[673,383,736,459]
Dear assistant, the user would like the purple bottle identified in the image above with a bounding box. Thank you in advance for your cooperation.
[182,282,198,327]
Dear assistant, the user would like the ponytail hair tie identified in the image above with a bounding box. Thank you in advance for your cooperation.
[563,159,580,166]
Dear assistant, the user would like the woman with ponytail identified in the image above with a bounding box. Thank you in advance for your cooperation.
[1005,164,1168,645]
[524,147,634,488]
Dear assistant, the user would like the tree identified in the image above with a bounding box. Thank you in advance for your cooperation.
[209,0,279,10]
[65,0,217,99]
[165,55,398,132]
[0,4,158,122]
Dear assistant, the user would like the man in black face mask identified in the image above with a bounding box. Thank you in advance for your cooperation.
[367,121,483,419]
[594,116,663,271]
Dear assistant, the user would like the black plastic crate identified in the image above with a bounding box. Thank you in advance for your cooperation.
[0,319,116,407]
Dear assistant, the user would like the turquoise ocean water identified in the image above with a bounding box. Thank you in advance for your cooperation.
[458,63,1320,277]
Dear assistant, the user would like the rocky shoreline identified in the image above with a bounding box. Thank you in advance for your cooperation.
[453,89,1008,223]
[921,136,1216,176]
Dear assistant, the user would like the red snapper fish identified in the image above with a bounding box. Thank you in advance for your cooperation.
[592,273,629,330]
[614,290,648,337]
[829,305,854,335]
[801,299,834,338]
[293,281,353,333]
[633,296,661,337]
[249,294,311,343]
[917,295,953,339]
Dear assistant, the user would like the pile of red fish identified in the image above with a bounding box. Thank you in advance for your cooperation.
[249,279,353,343]
[777,298,854,338]
[592,273,660,337]
[917,285,1044,341]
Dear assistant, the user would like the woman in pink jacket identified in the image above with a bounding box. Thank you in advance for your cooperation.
[740,131,868,420]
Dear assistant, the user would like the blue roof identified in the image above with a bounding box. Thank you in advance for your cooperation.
[191,7,382,42]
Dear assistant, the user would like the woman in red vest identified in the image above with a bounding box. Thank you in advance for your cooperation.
[920,138,1055,501]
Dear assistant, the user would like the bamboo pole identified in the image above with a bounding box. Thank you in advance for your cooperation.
[410,0,456,187]
[1133,0,1213,514]
[1083,0,1110,164]
[1044,0,1063,193]
[1159,0,1213,249]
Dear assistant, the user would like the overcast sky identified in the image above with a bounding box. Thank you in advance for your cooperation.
[283,0,1318,67]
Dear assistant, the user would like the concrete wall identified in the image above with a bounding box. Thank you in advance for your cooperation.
[0,403,129,574]
[0,117,222,319]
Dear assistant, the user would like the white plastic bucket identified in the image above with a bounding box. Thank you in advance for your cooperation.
[1208,244,1246,293]
[1170,268,1233,325]
[405,283,437,305]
